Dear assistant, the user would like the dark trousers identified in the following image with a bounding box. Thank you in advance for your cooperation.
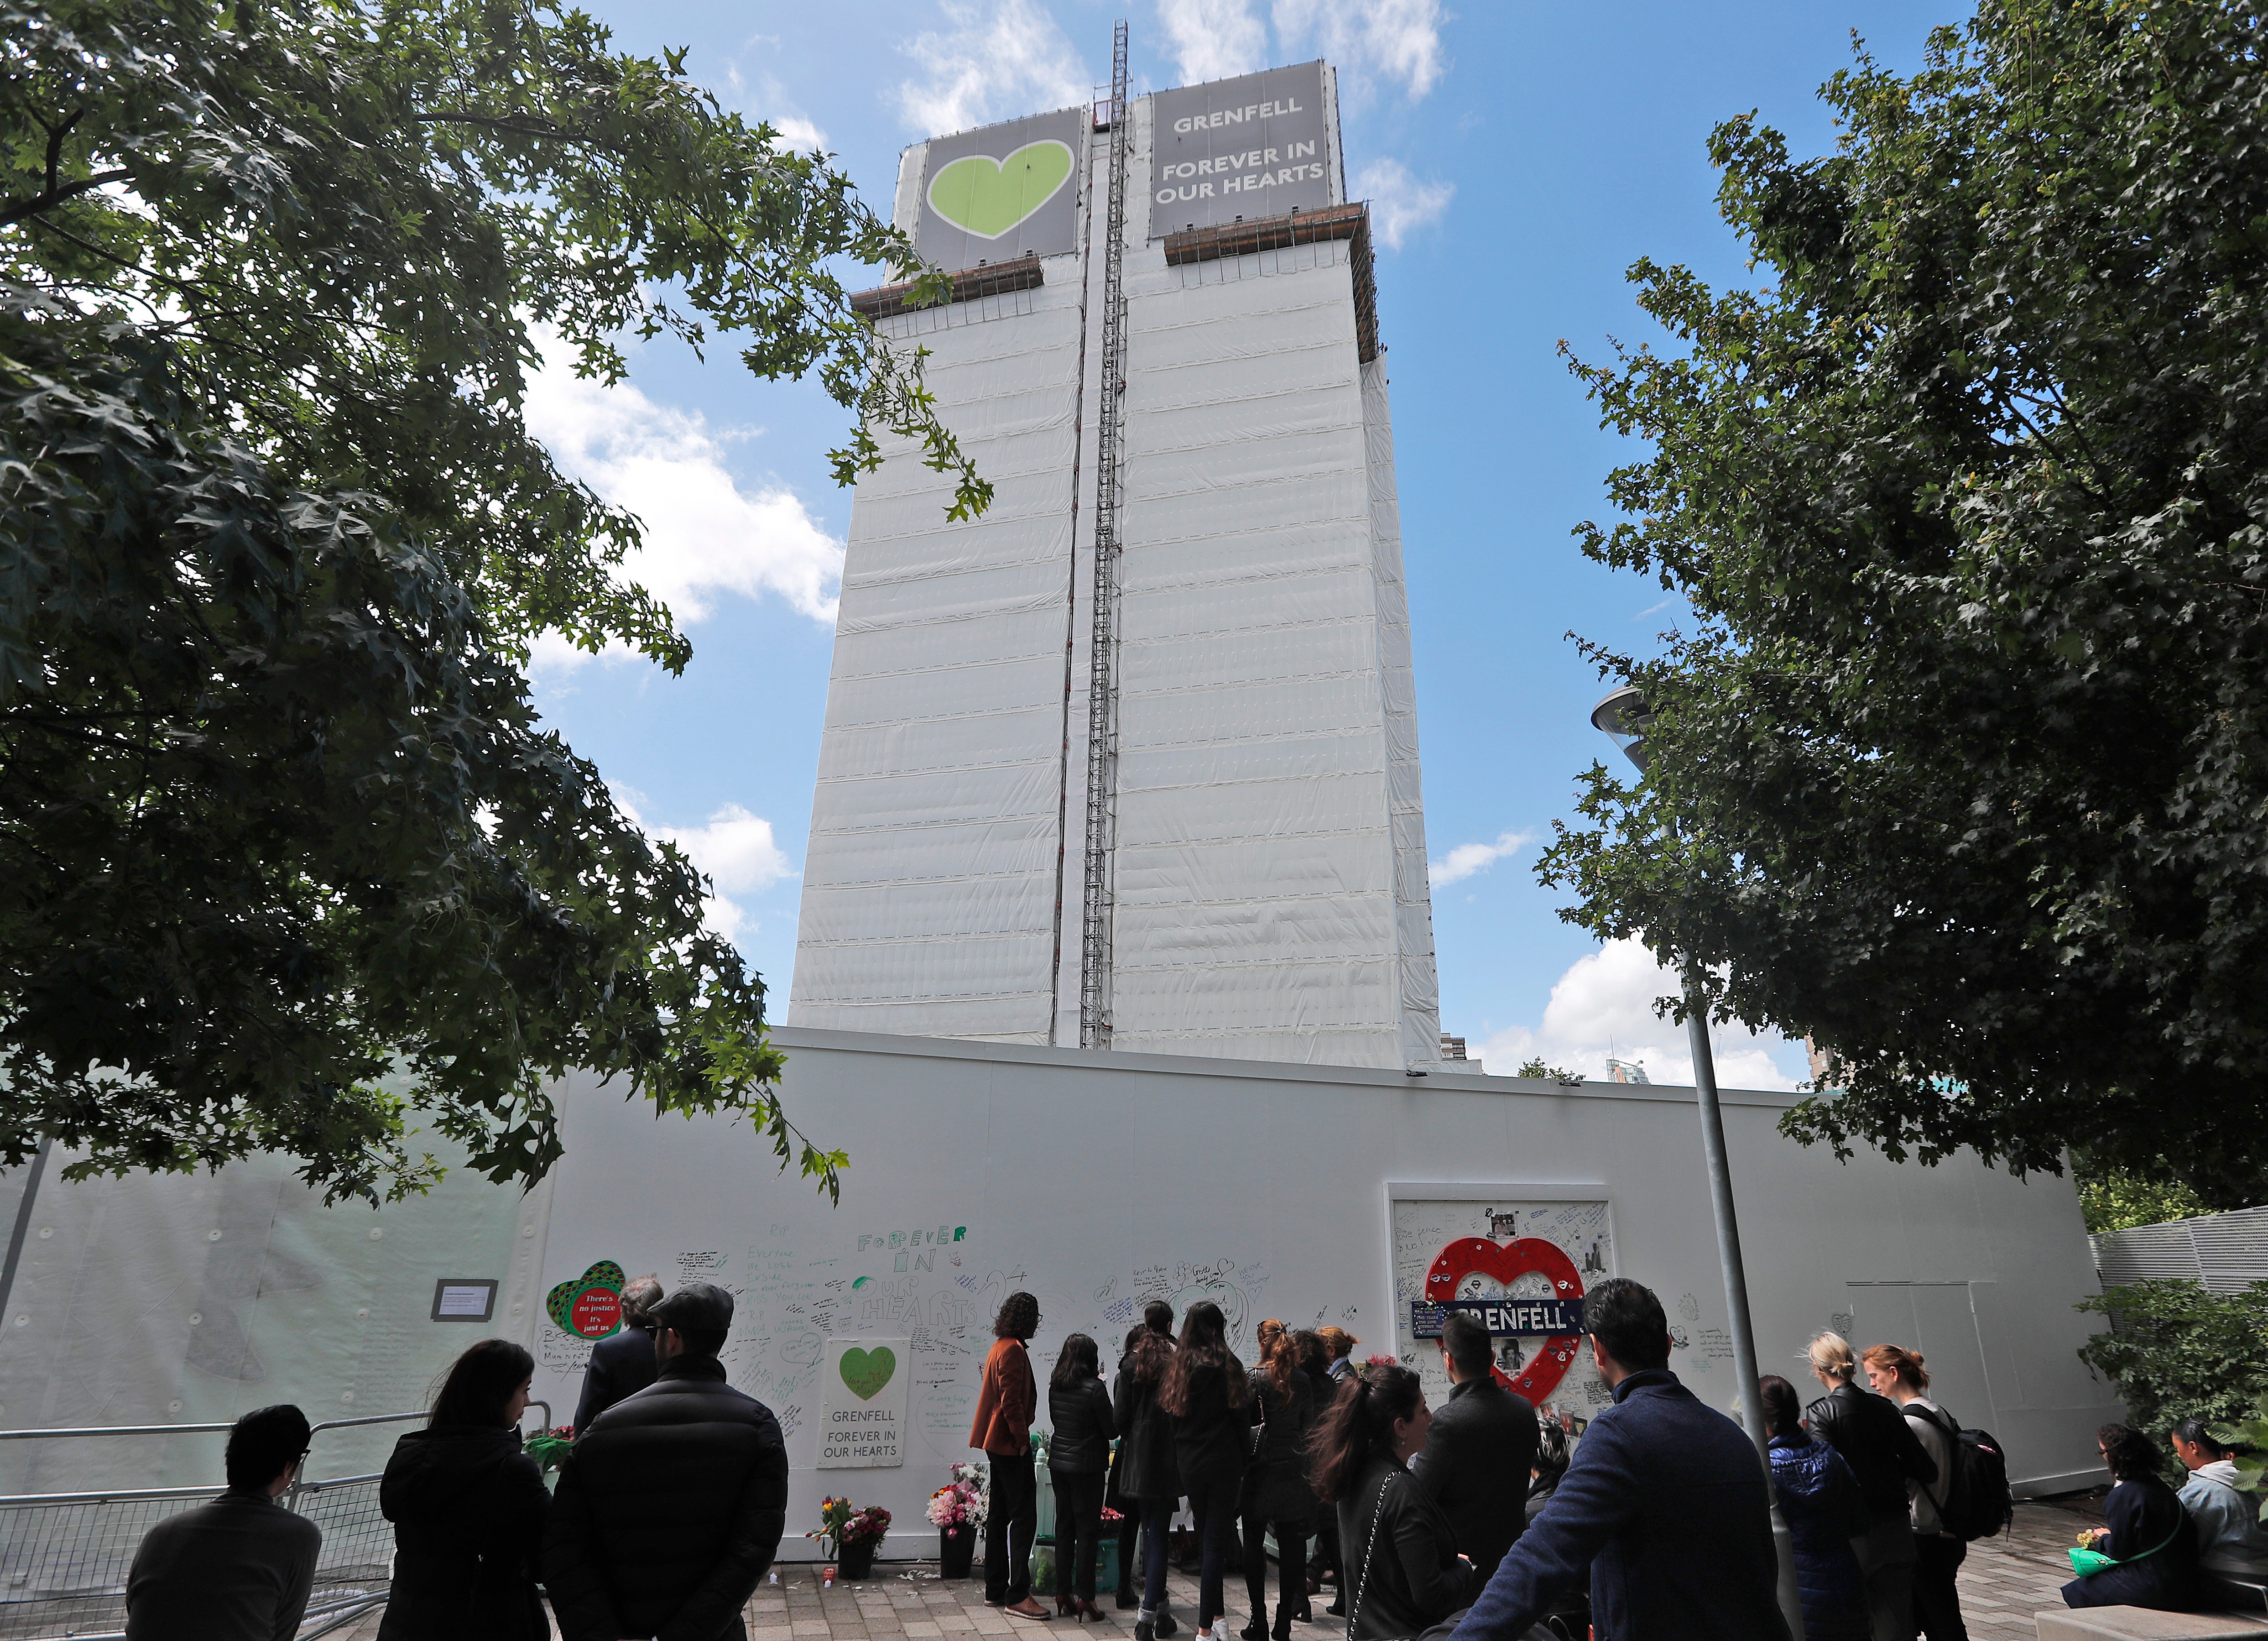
[985,1450,1038,1604]
[1913,1534,1968,1641]
[1186,1476,1241,1629]
[1142,1497,1176,1612]
[1116,1499,1143,1595]
[1241,1510,1308,1620]
[1052,1471,1106,1604]
[1308,1511,1341,1593]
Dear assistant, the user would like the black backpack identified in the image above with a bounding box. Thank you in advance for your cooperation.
[1913,1402,2014,1542]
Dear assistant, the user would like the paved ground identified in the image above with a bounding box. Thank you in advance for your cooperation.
[328,1499,2101,1641]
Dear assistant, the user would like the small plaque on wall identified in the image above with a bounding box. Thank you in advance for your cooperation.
[431,1280,498,1322]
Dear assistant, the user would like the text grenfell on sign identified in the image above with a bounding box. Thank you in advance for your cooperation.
[1408,1298,1589,1340]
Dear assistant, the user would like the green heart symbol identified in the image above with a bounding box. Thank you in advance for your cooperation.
[546,1260,626,1339]
[839,1345,897,1401]
[928,141,1074,239]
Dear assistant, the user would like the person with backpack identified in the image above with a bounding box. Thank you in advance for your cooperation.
[2063,1423,2198,1611]
[1861,1345,1969,1641]
[1803,1330,1938,1641]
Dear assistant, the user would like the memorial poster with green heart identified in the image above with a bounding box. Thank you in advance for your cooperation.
[915,107,1084,271]
[817,1336,909,1469]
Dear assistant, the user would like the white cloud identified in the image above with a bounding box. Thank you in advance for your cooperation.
[614,792,795,946]
[898,0,1091,136]
[1468,936,1805,1092]
[1429,828,1533,887]
[772,116,828,153]
[1354,157,1453,249]
[522,346,845,663]
[1158,0,1268,84]
[1272,0,1444,101]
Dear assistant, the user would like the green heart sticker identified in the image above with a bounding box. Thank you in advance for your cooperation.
[839,1344,897,1401]
[928,141,1074,239]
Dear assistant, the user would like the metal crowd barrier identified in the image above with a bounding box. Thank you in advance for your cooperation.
[0,1401,550,1641]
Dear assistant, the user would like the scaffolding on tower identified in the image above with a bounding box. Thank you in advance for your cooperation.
[1078,19,1131,1050]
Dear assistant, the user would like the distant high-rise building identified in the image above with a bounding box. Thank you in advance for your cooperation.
[788,53,1441,1071]
[1605,1058,1651,1085]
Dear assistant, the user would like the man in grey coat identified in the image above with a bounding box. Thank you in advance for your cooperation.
[1412,1310,1537,1585]
[125,1404,321,1641]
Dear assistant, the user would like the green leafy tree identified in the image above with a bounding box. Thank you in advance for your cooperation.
[1516,1058,1585,1084]
[1538,0,2268,1206]
[1,0,980,1199]
[2075,1280,2268,1475]
[2072,1151,2212,1236]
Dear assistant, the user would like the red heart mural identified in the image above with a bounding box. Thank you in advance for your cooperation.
[1425,1237,1586,1405]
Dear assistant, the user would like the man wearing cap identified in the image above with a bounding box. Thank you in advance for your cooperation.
[545,1281,790,1641]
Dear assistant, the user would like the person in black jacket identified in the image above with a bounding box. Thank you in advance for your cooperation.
[124,1404,321,1641]
[573,1273,663,1432]
[1114,1302,1183,1641]
[2064,1423,2199,1612]
[1294,1329,1346,1615]
[1239,1327,1318,1641]
[1159,1301,1250,1641]
[1309,1359,1473,1641]
[544,1282,790,1641]
[377,1338,550,1641]
[1411,1311,1537,1588]
[1049,1332,1117,1620]
[1803,1331,1934,1641]
[1447,1278,1789,1641]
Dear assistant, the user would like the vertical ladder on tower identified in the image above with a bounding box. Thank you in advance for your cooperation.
[1079,20,1131,1050]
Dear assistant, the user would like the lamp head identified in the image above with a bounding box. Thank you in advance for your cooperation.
[1590,686,1653,773]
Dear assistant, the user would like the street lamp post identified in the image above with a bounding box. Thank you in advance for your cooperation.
[1590,685,1804,1640]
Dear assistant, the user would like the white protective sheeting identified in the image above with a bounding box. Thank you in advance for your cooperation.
[794,76,1440,1068]
[1101,231,1438,1067]
[787,257,1085,1043]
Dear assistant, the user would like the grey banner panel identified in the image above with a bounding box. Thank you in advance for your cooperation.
[1149,63,1330,235]
[915,107,1084,269]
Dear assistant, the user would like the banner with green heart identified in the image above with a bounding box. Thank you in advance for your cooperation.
[839,1344,897,1401]
[927,140,1074,239]
[547,1259,626,1340]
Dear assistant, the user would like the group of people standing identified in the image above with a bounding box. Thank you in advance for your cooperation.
[122,1278,791,1641]
[117,1264,2268,1641]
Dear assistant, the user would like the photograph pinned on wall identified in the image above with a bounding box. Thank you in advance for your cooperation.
[1390,1193,1615,1418]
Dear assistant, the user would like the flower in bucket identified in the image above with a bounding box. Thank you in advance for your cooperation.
[840,1505,892,1546]
[525,1426,574,1473]
[928,1461,988,1529]
[808,1495,856,1560]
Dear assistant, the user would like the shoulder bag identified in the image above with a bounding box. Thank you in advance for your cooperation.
[2068,1516,2182,1578]
[1345,1469,1397,1641]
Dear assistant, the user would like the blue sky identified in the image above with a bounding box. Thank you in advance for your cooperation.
[530,0,1964,1087]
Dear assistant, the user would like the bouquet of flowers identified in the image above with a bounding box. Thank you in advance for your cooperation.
[525,1426,574,1473]
[808,1495,856,1560]
[927,1461,988,1529]
[840,1505,892,1546]
[1100,1505,1125,1526]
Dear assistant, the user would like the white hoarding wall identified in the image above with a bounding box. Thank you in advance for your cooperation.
[517,1029,2117,1555]
[787,265,1085,1040]
[0,1135,549,1491]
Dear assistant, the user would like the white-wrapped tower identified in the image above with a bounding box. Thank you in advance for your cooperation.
[788,55,1442,1071]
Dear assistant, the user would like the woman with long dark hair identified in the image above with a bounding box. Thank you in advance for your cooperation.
[377,1338,549,1640]
[1308,1361,1472,1641]
[972,1291,1048,1618]
[1115,1301,1183,1641]
[1293,1329,1344,1614]
[1048,1333,1117,1620]
[2063,1423,2199,1611]
[1158,1301,1250,1641]
[1238,1326,1316,1641]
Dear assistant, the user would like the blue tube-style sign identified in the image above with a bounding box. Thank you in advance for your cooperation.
[1409,1297,1586,1340]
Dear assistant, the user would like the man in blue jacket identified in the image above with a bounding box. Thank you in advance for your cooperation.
[1448,1278,1789,1641]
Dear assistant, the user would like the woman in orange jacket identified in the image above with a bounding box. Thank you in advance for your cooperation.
[971,1291,1048,1618]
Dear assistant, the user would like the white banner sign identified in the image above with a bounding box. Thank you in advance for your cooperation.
[818,1337,910,1469]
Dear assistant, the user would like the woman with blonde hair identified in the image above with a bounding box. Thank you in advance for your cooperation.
[1861,1344,1966,1641]
[1802,1331,1937,1641]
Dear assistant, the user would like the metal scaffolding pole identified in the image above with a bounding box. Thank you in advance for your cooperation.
[1078,19,1130,1050]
